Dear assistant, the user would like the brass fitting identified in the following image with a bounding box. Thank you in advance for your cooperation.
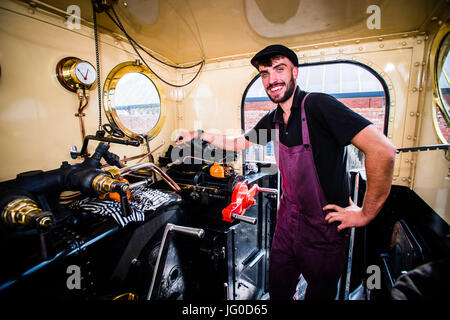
[91,174,120,195]
[106,168,122,180]
[1,198,53,228]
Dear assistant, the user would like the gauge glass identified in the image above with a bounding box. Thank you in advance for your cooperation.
[74,61,97,85]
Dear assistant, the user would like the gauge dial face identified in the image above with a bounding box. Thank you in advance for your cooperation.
[74,61,97,85]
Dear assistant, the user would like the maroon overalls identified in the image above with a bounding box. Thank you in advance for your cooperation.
[269,93,348,300]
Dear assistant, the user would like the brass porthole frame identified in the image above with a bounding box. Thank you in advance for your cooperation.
[103,60,166,142]
[429,24,450,144]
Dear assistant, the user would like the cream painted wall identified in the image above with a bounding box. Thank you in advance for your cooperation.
[0,1,178,181]
[414,87,449,222]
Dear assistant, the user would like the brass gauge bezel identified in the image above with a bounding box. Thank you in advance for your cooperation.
[56,57,97,92]
[103,61,166,142]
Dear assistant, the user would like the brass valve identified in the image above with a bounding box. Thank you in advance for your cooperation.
[91,173,131,217]
[1,198,53,228]
[91,174,123,195]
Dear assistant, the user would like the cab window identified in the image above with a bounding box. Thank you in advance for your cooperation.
[242,61,389,167]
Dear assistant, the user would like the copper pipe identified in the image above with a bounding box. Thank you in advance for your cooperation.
[136,141,165,163]
[118,163,181,192]
[77,113,86,141]
[76,89,89,142]
[100,141,165,169]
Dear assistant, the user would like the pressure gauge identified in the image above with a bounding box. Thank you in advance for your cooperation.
[73,61,96,86]
[56,57,97,92]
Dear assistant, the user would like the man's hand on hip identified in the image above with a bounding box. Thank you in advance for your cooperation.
[323,198,371,231]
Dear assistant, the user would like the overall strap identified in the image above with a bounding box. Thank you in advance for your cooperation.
[300,93,311,145]
[275,122,279,142]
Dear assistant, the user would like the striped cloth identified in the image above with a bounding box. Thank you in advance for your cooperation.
[70,186,171,227]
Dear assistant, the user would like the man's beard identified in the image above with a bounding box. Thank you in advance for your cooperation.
[266,77,296,103]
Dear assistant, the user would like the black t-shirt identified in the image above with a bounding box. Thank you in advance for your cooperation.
[244,86,372,207]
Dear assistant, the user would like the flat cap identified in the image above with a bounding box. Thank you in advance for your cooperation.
[250,44,298,69]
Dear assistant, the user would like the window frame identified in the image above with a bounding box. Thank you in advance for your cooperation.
[103,61,166,142]
[430,24,450,144]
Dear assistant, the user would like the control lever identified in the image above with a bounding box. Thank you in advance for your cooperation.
[70,130,140,159]
[147,223,205,300]
[222,182,278,224]
[114,182,131,217]
[231,213,257,225]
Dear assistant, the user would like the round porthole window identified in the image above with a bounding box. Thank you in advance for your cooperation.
[103,61,166,141]
[432,25,450,143]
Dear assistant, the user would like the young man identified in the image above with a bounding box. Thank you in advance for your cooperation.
[175,45,396,300]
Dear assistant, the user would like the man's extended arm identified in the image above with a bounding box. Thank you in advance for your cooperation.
[175,130,254,152]
[324,124,396,230]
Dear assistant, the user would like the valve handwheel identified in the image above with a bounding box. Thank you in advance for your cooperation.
[222,181,258,223]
